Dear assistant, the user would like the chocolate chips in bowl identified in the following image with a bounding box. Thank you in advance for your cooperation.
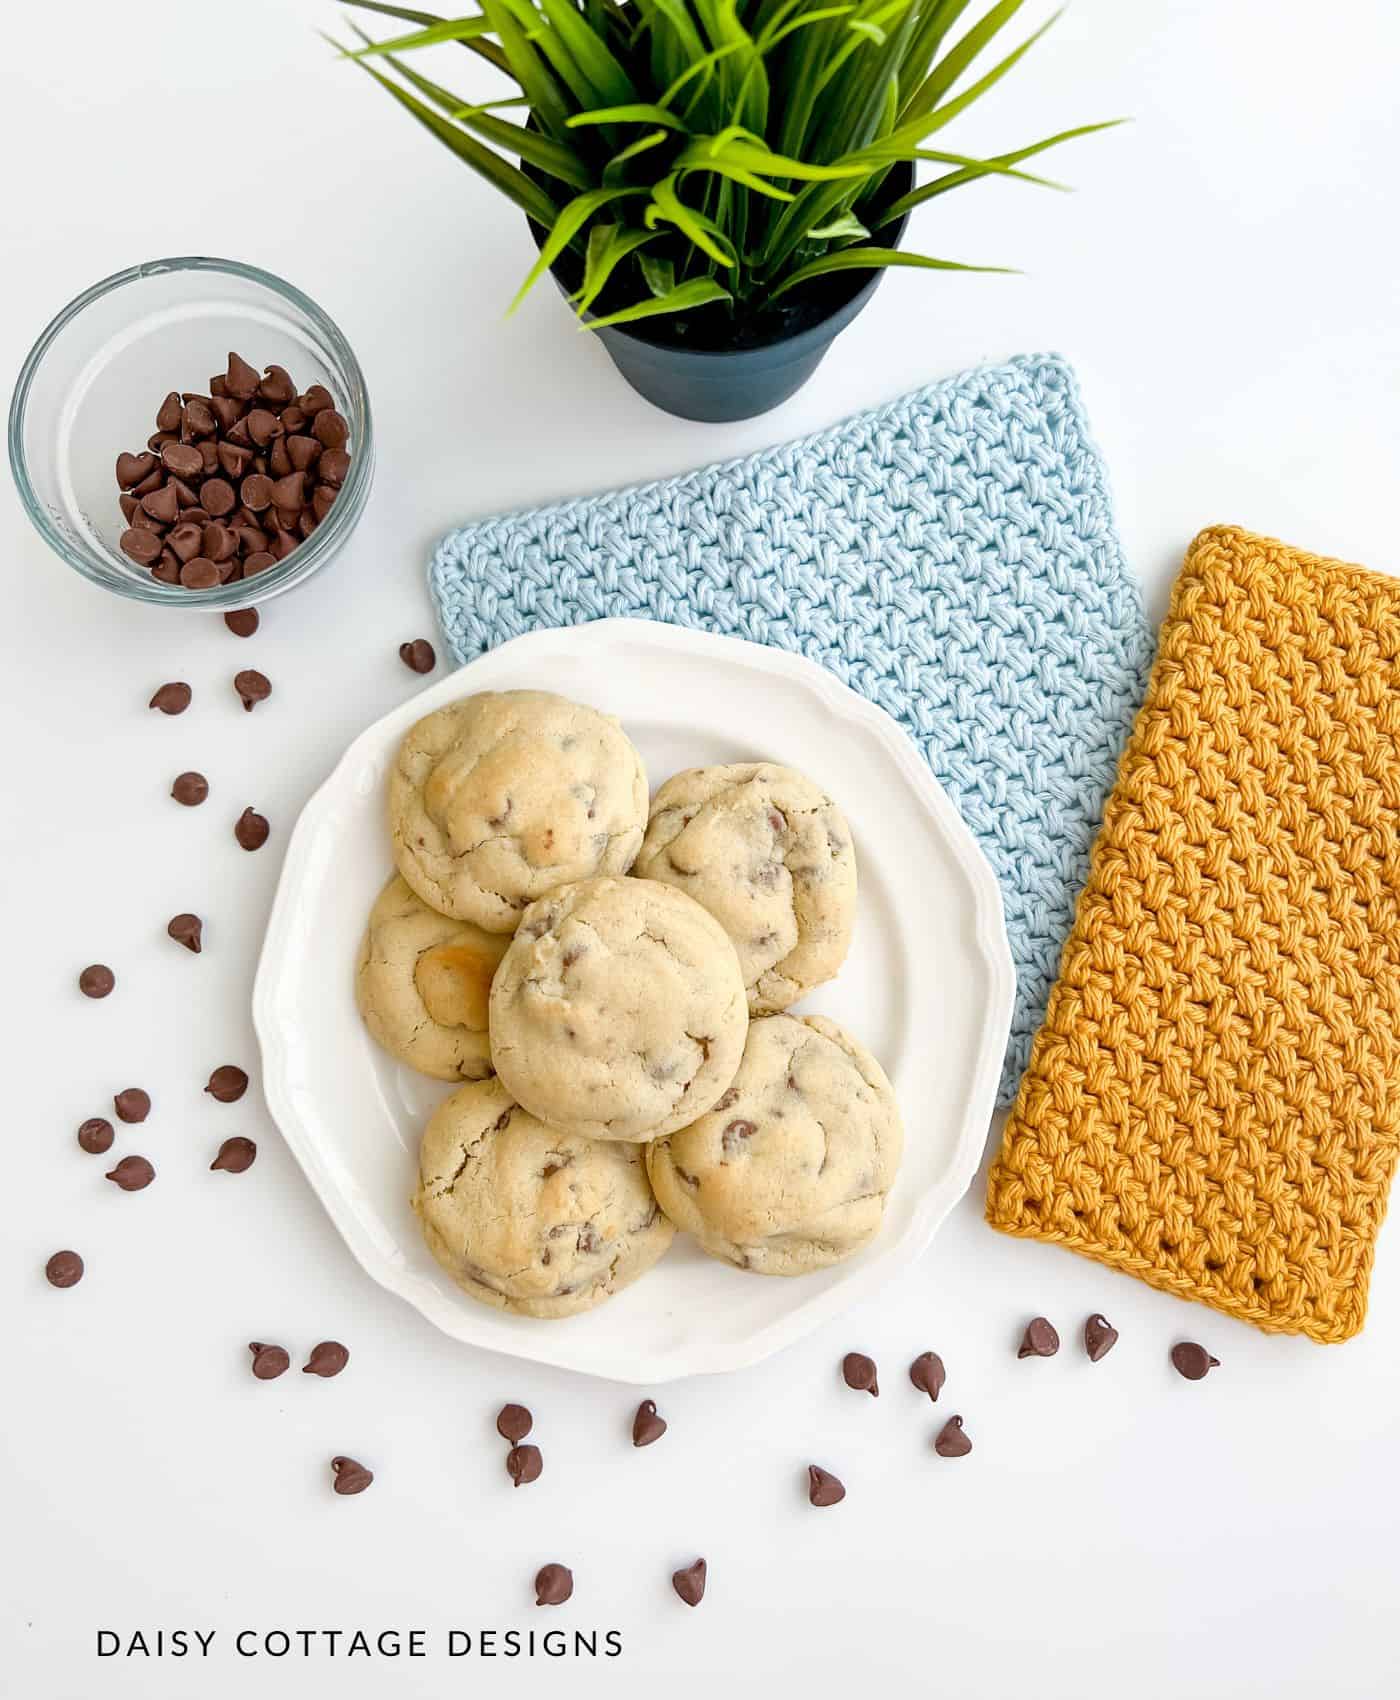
[10,257,372,608]
[117,354,353,591]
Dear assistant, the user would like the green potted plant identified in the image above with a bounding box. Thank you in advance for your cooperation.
[331,0,1117,421]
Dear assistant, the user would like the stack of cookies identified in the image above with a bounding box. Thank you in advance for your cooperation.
[356,689,903,1319]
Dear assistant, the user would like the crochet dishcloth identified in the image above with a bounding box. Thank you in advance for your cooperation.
[986,526,1400,1342]
[430,353,1152,1104]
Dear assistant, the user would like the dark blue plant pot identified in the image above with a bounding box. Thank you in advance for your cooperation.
[536,161,913,424]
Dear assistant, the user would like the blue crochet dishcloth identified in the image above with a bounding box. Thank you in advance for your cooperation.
[430,353,1152,1105]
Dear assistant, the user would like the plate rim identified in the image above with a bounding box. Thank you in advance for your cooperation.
[252,617,1015,1382]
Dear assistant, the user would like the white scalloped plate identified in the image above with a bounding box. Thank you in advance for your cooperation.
[253,619,1014,1382]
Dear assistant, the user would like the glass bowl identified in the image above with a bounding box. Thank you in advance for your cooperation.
[8,256,373,609]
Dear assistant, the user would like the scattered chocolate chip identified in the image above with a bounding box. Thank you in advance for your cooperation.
[496,1404,533,1443]
[842,1352,878,1396]
[672,1558,707,1607]
[507,1444,543,1487]
[168,912,203,953]
[106,1155,155,1191]
[172,770,209,806]
[534,1564,572,1607]
[234,669,271,712]
[149,681,191,715]
[331,1456,374,1496]
[235,806,269,851]
[303,1341,349,1378]
[206,1064,249,1103]
[79,963,115,999]
[909,1350,946,1402]
[78,1117,114,1155]
[1170,1342,1219,1381]
[113,1088,151,1124]
[808,1465,845,1507]
[933,1416,972,1457]
[224,608,259,637]
[1017,1317,1060,1359]
[249,1342,290,1380]
[399,639,436,674]
[210,1136,257,1174]
[1084,1314,1119,1362]
[46,1250,84,1288]
[632,1398,667,1446]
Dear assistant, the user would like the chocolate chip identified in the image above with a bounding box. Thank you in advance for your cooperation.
[807,1465,845,1507]
[269,437,292,479]
[78,1117,114,1154]
[225,351,260,401]
[249,1342,290,1380]
[132,466,164,498]
[259,364,297,405]
[204,1066,248,1106]
[632,1399,667,1446]
[240,473,273,512]
[218,441,252,479]
[180,557,221,590]
[46,1250,84,1289]
[507,1443,543,1487]
[331,1456,374,1495]
[268,470,304,511]
[210,1136,257,1173]
[211,395,242,433]
[1017,1317,1060,1359]
[243,551,276,578]
[201,477,237,518]
[235,807,269,851]
[300,384,334,416]
[496,1404,533,1443]
[116,450,158,488]
[1084,1314,1119,1362]
[842,1352,878,1396]
[909,1350,946,1402]
[160,442,203,481]
[245,408,282,448]
[120,528,163,567]
[156,391,184,432]
[318,447,350,487]
[168,912,203,953]
[1170,1342,1219,1381]
[172,771,209,806]
[113,1088,150,1124]
[203,522,237,562]
[399,639,436,674]
[79,963,116,998]
[671,1559,706,1608]
[303,1341,349,1378]
[312,408,348,451]
[933,1416,972,1457]
[141,481,180,525]
[152,550,181,584]
[184,396,216,437]
[149,681,191,715]
[286,434,320,473]
[224,608,259,637]
[311,486,337,524]
[167,520,204,563]
[234,669,271,712]
[106,1155,155,1191]
[534,1564,572,1607]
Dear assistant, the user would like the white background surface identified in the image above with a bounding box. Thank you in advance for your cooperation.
[4,3,1398,1696]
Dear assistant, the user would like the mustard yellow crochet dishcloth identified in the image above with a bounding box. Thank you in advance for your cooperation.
[986,526,1400,1342]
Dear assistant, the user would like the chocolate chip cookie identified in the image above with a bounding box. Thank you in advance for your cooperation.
[389,691,648,931]
[633,763,856,1014]
[355,875,509,1081]
[646,1013,902,1274]
[413,1077,674,1317]
[489,877,747,1142]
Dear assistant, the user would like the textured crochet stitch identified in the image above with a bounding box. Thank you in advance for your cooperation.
[430,353,1152,1103]
[987,526,1400,1341]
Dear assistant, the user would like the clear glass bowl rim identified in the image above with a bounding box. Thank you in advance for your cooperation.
[8,254,374,608]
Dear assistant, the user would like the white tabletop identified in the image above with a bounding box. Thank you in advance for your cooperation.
[5,3,1399,1697]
